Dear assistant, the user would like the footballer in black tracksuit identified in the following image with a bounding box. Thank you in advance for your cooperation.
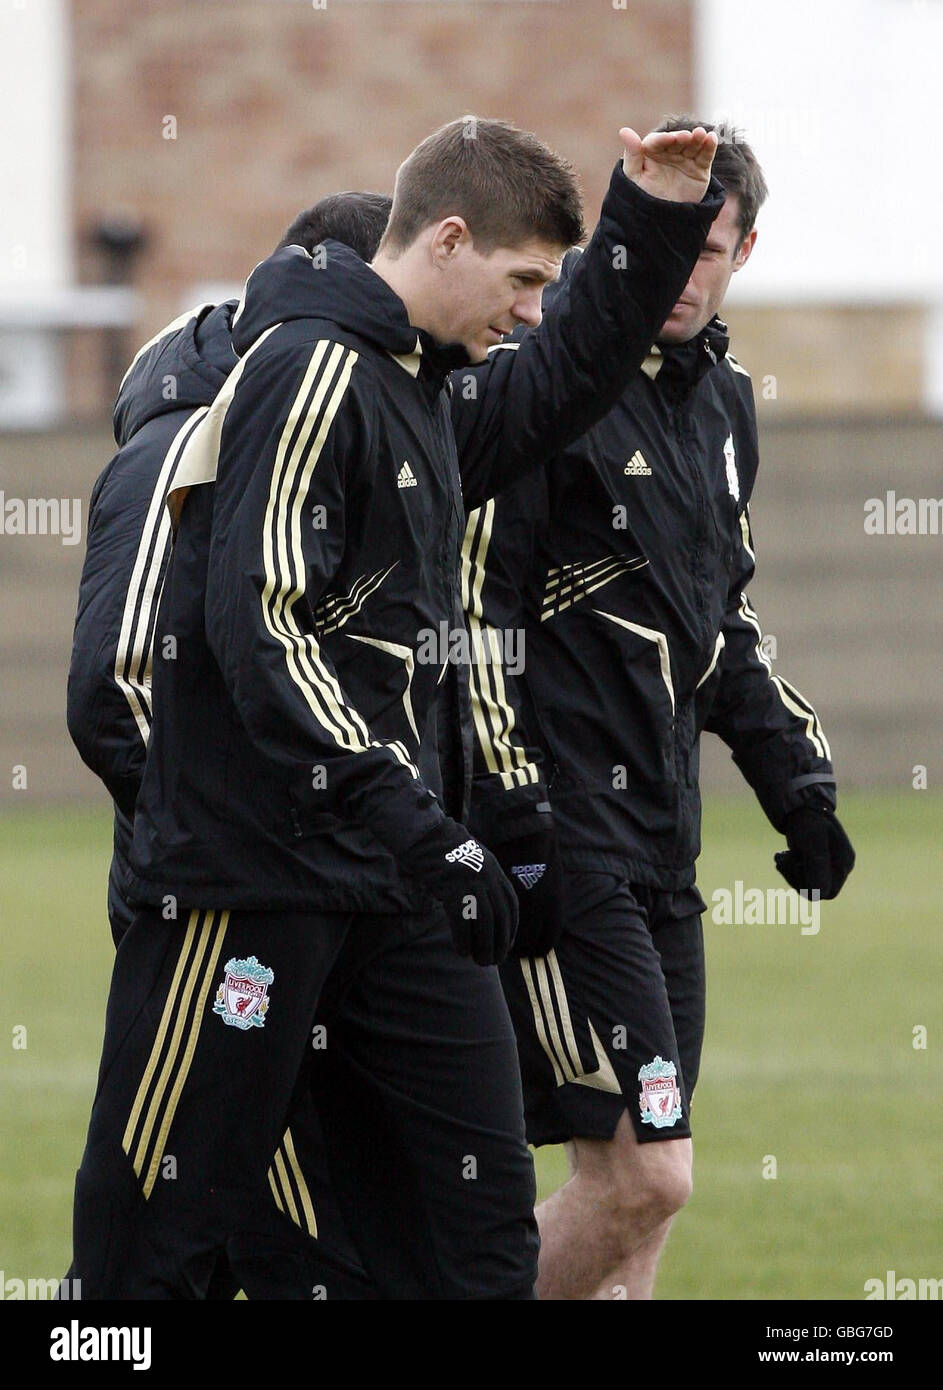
[70,165,725,1299]
[465,299,853,1147]
[67,299,381,1299]
[68,302,233,947]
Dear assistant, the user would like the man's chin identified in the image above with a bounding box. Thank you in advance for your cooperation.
[656,320,697,347]
[472,326,509,359]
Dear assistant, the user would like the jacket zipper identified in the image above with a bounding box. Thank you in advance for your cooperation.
[670,397,716,690]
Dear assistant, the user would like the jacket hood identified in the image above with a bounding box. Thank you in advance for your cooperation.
[232,242,418,357]
[113,300,236,447]
[231,241,470,379]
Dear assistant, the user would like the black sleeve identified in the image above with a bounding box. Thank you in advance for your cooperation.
[203,337,448,859]
[463,479,553,840]
[704,502,838,833]
[452,164,726,510]
[66,408,206,818]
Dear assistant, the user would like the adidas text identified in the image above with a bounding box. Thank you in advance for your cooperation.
[624,450,651,476]
[445,839,484,873]
[512,864,547,891]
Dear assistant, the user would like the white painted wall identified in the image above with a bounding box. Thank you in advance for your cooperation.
[0,0,70,424]
[0,0,70,296]
[696,0,943,305]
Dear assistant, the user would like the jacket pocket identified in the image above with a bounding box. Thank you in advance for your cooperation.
[694,631,726,727]
[285,787,343,842]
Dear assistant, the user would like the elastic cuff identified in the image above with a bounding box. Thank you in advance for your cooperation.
[606,160,726,221]
[366,780,448,860]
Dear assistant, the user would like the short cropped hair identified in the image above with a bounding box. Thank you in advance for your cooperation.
[278,191,392,262]
[379,116,584,256]
[657,116,769,245]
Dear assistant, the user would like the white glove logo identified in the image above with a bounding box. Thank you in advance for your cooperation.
[445,839,484,873]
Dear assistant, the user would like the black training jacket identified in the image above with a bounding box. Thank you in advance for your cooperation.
[465,310,837,890]
[66,301,236,937]
[117,165,725,913]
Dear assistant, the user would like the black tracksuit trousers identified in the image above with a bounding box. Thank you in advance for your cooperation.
[72,903,538,1300]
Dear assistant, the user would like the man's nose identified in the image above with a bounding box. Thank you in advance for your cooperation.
[514,287,543,329]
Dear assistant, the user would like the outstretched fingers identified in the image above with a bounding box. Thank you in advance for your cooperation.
[641,126,718,171]
[619,126,644,182]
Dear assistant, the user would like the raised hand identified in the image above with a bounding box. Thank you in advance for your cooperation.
[620,125,718,203]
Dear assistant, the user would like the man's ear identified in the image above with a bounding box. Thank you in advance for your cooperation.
[429,216,470,267]
[733,227,757,271]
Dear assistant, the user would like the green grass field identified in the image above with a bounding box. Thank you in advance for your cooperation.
[1,793,940,1299]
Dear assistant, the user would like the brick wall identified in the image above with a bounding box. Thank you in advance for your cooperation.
[70,0,694,344]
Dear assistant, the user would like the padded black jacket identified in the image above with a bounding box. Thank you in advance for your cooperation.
[72,164,725,913]
[466,310,837,889]
[67,301,236,937]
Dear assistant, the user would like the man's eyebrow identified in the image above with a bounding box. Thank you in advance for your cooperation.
[512,264,561,284]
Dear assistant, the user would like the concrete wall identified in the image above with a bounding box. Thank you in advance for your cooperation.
[699,415,942,801]
[2,415,940,815]
[725,305,927,421]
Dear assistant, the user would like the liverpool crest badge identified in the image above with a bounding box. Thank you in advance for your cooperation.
[213,955,274,1030]
[638,1055,682,1128]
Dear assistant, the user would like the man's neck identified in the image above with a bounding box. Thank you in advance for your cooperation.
[370,249,432,338]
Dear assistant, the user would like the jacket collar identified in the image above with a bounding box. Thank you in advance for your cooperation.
[415,329,470,397]
[232,241,470,399]
[642,315,730,393]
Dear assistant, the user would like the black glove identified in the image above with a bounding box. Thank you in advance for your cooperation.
[775,805,855,900]
[399,817,519,966]
[491,824,564,958]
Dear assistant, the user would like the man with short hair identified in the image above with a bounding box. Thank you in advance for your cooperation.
[67,192,392,1299]
[69,190,393,948]
[278,191,394,264]
[71,116,722,1299]
[465,118,854,1300]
